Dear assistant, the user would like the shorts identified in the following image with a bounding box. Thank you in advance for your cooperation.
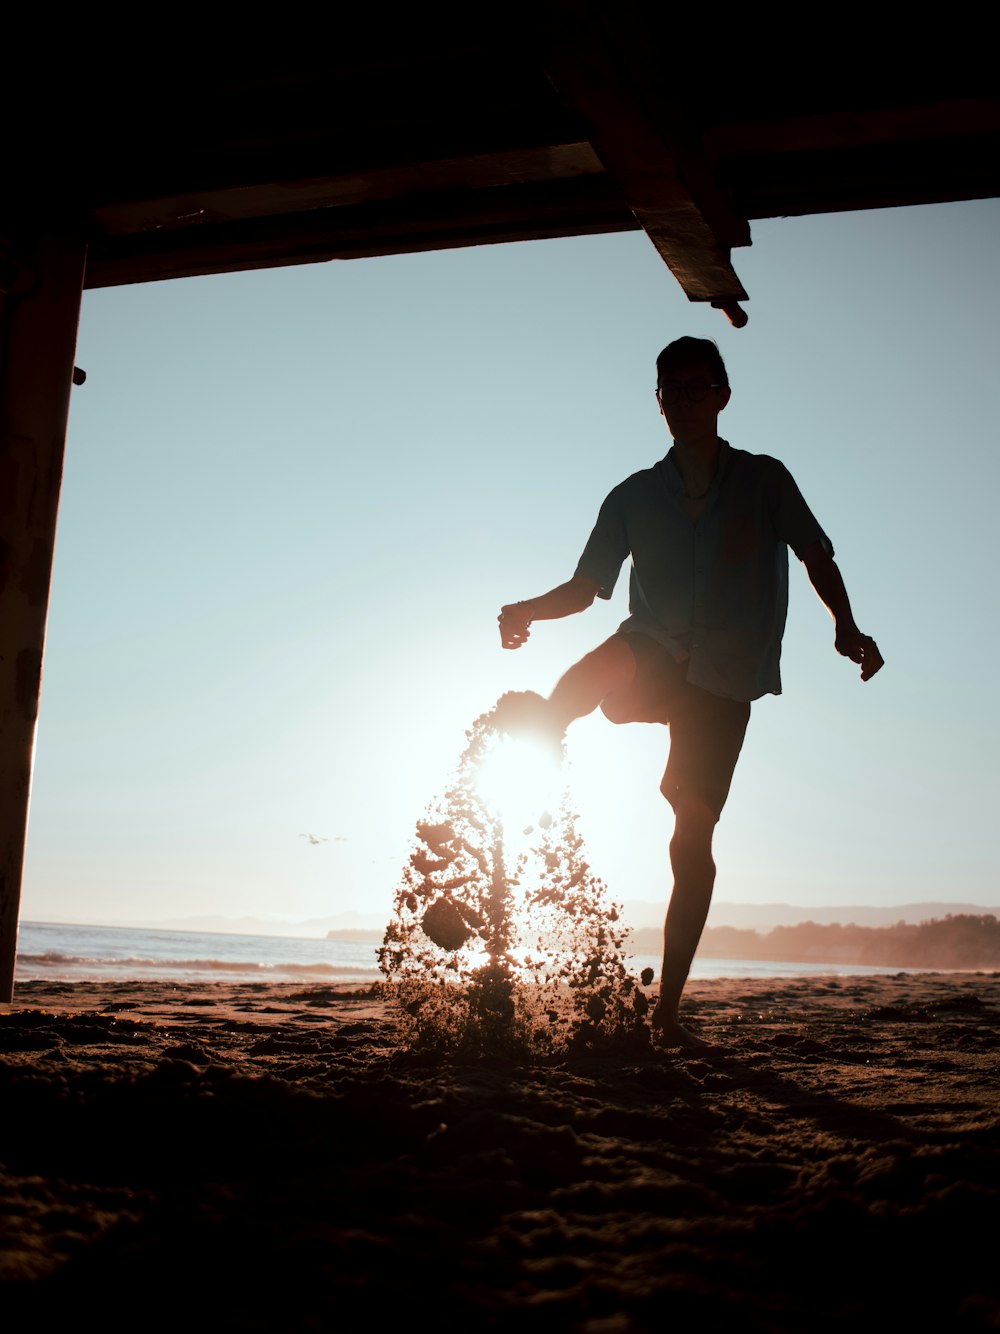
[599,632,750,817]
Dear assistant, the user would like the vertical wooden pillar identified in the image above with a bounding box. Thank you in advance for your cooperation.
[0,225,86,1002]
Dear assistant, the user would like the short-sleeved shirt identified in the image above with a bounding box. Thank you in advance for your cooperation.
[574,440,833,703]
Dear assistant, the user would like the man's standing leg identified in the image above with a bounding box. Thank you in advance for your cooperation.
[650,680,749,1048]
[651,798,718,1047]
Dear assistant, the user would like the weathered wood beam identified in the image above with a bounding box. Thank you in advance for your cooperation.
[721,134,1000,221]
[538,1,751,323]
[89,141,606,237]
[84,175,636,289]
[0,225,86,1002]
[703,99,1000,160]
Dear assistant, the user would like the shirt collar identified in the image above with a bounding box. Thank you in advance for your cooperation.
[659,438,731,494]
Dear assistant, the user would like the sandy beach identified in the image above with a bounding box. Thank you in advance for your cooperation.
[2,971,998,1331]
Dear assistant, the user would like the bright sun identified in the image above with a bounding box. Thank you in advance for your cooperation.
[474,734,563,831]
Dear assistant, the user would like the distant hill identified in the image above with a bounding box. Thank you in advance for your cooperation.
[87,911,389,939]
[685,914,1000,970]
[624,900,1000,931]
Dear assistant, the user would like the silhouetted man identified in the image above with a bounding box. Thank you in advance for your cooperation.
[497,336,883,1047]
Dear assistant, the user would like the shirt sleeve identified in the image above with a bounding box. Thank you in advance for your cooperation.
[574,488,630,600]
[772,462,835,561]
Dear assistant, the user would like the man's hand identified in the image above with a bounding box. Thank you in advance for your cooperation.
[801,545,883,682]
[835,627,884,682]
[496,577,598,648]
[498,602,532,649]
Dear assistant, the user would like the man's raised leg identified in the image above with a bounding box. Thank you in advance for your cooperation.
[547,634,637,730]
[495,635,637,745]
[651,797,718,1048]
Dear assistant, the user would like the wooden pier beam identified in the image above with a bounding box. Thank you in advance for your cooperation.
[0,225,86,1002]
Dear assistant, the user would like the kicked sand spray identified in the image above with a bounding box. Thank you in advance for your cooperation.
[378,701,654,1056]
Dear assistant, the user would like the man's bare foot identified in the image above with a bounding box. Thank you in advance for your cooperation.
[650,1007,710,1049]
[491,691,566,761]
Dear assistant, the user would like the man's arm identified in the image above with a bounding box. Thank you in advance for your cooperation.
[800,541,884,681]
[498,574,600,649]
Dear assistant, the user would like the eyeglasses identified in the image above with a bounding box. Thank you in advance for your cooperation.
[656,381,723,406]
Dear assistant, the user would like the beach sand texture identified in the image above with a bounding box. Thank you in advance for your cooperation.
[2,972,998,1331]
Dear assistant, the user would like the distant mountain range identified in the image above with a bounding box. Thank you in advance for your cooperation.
[92,901,1000,941]
[687,900,998,931]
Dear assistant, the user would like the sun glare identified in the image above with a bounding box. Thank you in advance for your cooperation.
[474,734,562,830]
[380,706,652,1055]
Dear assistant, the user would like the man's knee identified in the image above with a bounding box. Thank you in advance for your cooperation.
[670,797,718,853]
[577,634,637,721]
[555,634,635,699]
[581,634,636,684]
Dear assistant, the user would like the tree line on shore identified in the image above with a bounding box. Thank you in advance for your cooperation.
[338,914,1000,970]
[627,914,1000,970]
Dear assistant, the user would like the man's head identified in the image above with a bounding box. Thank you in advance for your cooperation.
[655,337,729,390]
[654,337,731,444]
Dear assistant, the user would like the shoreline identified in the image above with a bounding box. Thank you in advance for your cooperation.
[16,919,1000,983]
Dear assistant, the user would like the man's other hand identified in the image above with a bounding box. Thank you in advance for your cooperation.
[498,603,532,649]
[836,628,884,682]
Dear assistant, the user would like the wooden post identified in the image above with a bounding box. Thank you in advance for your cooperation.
[0,225,86,1002]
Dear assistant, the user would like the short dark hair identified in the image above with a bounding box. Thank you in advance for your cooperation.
[656,337,729,390]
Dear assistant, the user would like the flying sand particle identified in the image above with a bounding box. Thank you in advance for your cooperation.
[378,701,652,1056]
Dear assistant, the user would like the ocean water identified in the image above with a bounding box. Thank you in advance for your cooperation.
[12,921,921,987]
[15,921,383,985]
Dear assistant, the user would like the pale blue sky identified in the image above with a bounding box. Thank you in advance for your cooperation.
[20,196,1000,930]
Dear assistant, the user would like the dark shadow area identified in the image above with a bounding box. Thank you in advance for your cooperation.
[1,975,998,1330]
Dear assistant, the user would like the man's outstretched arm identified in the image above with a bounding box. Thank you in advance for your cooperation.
[498,574,600,649]
[801,541,884,681]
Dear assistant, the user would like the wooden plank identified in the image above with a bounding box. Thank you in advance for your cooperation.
[90,142,606,237]
[538,0,750,308]
[727,135,1000,220]
[84,175,636,289]
[0,225,86,1002]
[703,99,1000,160]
